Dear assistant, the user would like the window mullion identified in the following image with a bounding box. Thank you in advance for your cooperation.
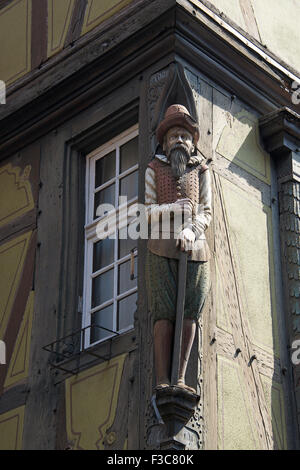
[116,286,138,302]
[118,163,139,179]
[89,299,114,315]
[94,176,116,194]
[91,261,115,279]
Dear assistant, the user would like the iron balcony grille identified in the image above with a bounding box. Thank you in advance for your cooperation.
[42,324,120,378]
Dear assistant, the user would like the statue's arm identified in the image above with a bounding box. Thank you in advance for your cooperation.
[145,167,157,206]
[191,169,212,239]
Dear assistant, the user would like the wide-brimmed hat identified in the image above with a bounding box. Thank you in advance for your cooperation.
[156,104,199,146]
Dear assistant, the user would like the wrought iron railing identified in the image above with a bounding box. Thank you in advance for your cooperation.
[42,324,119,377]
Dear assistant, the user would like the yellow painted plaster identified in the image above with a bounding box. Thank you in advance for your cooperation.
[206,0,247,30]
[81,0,133,36]
[251,0,300,74]
[0,406,25,450]
[4,291,34,389]
[0,0,31,85]
[47,0,75,57]
[216,110,271,184]
[0,164,34,228]
[217,355,260,449]
[220,177,279,356]
[260,375,287,450]
[0,231,32,341]
[65,353,127,450]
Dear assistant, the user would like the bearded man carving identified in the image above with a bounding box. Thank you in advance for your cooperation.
[145,104,212,392]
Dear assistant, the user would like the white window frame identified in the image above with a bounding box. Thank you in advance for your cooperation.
[82,124,139,348]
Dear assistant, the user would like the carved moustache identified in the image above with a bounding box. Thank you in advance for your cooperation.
[168,144,191,178]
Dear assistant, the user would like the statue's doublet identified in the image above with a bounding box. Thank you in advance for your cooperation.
[146,157,211,261]
[148,158,205,204]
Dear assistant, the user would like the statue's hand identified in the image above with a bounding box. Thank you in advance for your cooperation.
[176,228,196,253]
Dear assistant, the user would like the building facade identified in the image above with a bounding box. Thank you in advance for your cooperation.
[0,0,299,450]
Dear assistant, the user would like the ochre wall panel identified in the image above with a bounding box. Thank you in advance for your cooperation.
[81,0,134,35]
[65,354,127,449]
[0,164,34,229]
[206,0,300,73]
[217,355,259,449]
[0,406,25,450]
[216,110,270,184]
[0,0,31,85]
[4,291,34,389]
[47,0,75,57]
[220,176,279,356]
[0,231,32,341]
[251,0,300,74]
[207,0,247,30]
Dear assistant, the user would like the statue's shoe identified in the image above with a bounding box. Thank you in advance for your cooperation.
[176,381,196,394]
[155,383,170,390]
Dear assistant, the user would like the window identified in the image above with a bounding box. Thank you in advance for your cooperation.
[83,125,139,347]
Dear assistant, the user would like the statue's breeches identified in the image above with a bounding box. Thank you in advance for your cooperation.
[146,250,210,323]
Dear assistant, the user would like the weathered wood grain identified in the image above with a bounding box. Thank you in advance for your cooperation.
[22,126,72,449]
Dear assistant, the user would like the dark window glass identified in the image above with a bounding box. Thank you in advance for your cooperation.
[118,293,137,331]
[94,184,115,219]
[95,151,115,188]
[92,269,114,308]
[120,136,138,173]
[118,229,137,259]
[93,238,114,272]
[90,304,114,343]
[120,170,138,201]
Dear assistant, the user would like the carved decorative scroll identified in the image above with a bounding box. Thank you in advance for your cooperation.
[259,108,300,445]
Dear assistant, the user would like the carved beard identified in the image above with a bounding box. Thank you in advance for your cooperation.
[168,144,191,179]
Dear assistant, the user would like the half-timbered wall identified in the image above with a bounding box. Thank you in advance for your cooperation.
[0,0,299,450]
[0,0,299,88]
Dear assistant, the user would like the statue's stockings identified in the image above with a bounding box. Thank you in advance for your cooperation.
[153,318,196,388]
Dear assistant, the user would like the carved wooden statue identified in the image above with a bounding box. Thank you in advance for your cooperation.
[145,104,212,393]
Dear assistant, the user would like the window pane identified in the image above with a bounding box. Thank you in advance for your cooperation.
[94,184,115,219]
[93,238,114,272]
[120,136,138,173]
[90,304,114,343]
[92,269,114,308]
[120,170,138,201]
[95,151,116,188]
[118,257,137,295]
[118,293,137,331]
[118,229,137,259]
